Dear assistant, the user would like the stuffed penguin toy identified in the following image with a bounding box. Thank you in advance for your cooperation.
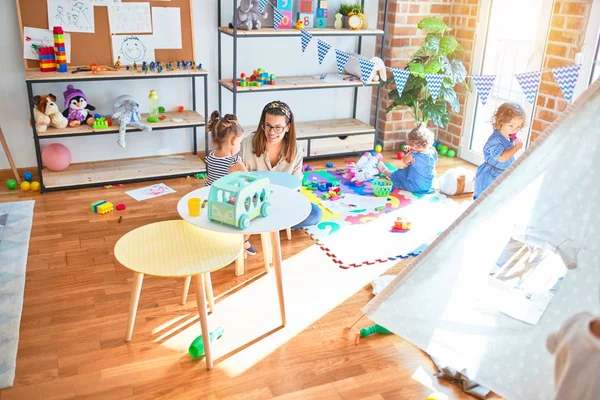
[63,84,96,127]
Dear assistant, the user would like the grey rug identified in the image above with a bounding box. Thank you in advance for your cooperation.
[0,200,34,389]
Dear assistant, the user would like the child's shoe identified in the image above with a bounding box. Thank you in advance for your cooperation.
[244,240,256,256]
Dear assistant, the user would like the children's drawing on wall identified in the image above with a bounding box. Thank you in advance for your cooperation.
[23,27,71,62]
[47,0,95,33]
[107,2,152,34]
[111,35,155,65]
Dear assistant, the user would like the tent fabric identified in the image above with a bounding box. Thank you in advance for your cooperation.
[363,79,600,400]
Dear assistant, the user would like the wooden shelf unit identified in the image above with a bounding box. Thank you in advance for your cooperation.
[25,68,209,192]
[217,0,390,159]
[42,154,206,190]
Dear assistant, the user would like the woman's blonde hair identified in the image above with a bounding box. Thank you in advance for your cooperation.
[492,102,526,130]
[206,110,243,149]
[407,123,435,148]
[252,100,297,163]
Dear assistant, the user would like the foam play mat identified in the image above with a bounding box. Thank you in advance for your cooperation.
[301,169,469,268]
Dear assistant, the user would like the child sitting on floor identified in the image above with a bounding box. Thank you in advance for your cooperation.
[379,123,438,194]
[546,312,600,399]
[205,110,256,255]
[473,103,525,200]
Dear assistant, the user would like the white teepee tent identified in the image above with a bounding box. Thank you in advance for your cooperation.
[363,79,600,400]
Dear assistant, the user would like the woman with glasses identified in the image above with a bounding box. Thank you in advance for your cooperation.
[240,100,322,228]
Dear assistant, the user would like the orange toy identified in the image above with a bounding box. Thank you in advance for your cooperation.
[392,216,412,232]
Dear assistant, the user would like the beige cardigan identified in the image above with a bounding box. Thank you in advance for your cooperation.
[240,134,304,179]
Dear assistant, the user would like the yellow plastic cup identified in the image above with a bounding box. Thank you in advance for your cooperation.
[188,198,201,217]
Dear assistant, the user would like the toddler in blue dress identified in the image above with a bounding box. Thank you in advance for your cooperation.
[473,103,525,199]
[380,124,438,194]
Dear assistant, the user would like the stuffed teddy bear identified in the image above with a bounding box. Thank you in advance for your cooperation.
[438,167,475,196]
[344,54,388,83]
[229,0,268,30]
[62,84,96,127]
[348,152,384,183]
[33,94,68,133]
[112,95,152,148]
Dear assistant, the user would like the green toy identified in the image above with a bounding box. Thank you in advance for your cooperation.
[158,106,166,113]
[6,179,17,190]
[400,143,408,152]
[372,178,392,197]
[436,143,444,152]
[360,324,392,337]
[93,117,109,130]
[447,149,456,158]
[440,146,448,156]
[208,172,271,229]
[194,172,207,179]
[188,326,225,358]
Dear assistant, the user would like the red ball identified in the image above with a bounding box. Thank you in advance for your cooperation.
[397,151,404,160]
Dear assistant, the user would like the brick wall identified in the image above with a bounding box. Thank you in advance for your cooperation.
[373,0,478,151]
[531,0,592,142]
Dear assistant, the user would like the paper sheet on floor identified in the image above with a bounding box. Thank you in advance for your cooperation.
[125,183,175,201]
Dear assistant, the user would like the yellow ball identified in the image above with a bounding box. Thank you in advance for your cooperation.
[20,181,31,191]
[30,181,41,191]
[427,392,449,400]
[375,145,383,153]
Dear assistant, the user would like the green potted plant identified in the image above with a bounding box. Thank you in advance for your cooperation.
[386,17,468,129]
[338,3,364,28]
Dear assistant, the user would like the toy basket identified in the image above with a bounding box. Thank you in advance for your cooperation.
[372,178,392,197]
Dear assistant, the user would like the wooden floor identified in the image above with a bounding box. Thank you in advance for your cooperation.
[0,153,499,400]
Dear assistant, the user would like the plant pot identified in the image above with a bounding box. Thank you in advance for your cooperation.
[342,16,348,28]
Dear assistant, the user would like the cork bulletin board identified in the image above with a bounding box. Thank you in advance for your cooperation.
[16,0,195,70]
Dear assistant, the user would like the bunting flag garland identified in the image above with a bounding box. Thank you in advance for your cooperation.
[425,74,444,101]
[516,71,542,104]
[472,75,496,105]
[300,29,312,53]
[552,65,581,102]
[317,40,331,65]
[358,58,375,86]
[273,8,284,30]
[392,68,410,96]
[335,49,350,74]
[258,0,268,14]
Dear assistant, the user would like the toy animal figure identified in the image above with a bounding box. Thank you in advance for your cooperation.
[63,85,96,127]
[344,54,388,82]
[229,0,268,30]
[33,94,68,133]
[349,152,384,183]
[438,167,475,196]
[112,95,152,148]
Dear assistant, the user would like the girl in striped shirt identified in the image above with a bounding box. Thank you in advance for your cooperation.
[205,111,256,255]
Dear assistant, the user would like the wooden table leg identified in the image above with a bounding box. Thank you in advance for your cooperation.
[235,236,244,276]
[269,231,286,327]
[204,272,215,313]
[125,272,144,342]
[193,274,213,369]
[286,227,292,241]
[261,232,272,273]
[181,276,192,305]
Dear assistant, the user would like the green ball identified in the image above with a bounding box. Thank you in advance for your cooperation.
[436,143,444,151]
[6,179,17,190]
[447,149,456,158]
[440,146,448,156]
[399,143,407,152]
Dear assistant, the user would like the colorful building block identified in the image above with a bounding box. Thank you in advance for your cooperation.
[53,26,68,73]
[90,200,114,215]
[277,0,293,11]
[298,12,314,28]
[318,0,328,8]
[38,46,56,72]
[316,17,327,28]
[280,10,293,28]
[300,0,313,12]
[316,8,328,18]
[93,117,109,130]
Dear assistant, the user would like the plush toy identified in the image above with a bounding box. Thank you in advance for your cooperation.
[112,95,152,148]
[33,94,68,133]
[229,0,267,30]
[438,167,475,196]
[63,85,96,128]
[349,152,384,183]
[344,54,388,82]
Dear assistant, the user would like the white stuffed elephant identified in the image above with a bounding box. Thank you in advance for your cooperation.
[344,53,387,82]
[350,152,384,183]
[230,0,268,30]
[112,95,152,148]
[438,167,475,196]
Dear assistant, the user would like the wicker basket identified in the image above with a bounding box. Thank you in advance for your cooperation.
[372,178,392,197]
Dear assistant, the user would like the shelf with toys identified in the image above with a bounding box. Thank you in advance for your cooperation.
[218,0,389,159]
[217,26,384,37]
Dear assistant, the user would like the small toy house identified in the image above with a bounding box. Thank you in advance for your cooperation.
[207,172,272,229]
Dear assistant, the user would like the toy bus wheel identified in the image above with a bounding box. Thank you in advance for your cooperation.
[260,202,272,217]
[239,214,251,229]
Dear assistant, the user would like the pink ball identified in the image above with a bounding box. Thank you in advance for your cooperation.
[42,143,71,172]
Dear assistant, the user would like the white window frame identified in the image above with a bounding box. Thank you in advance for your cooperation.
[573,0,600,99]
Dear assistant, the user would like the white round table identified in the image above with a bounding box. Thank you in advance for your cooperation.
[251,171,302,191]
[177,184,311,326]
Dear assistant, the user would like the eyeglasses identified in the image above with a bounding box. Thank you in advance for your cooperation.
[264,123,287,134]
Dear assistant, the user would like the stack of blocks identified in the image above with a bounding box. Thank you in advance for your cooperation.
[53,26,67,73]
[91,200,114,215]
[277,0,293,29]
[295,0,327,28]
[38,47,56,72]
